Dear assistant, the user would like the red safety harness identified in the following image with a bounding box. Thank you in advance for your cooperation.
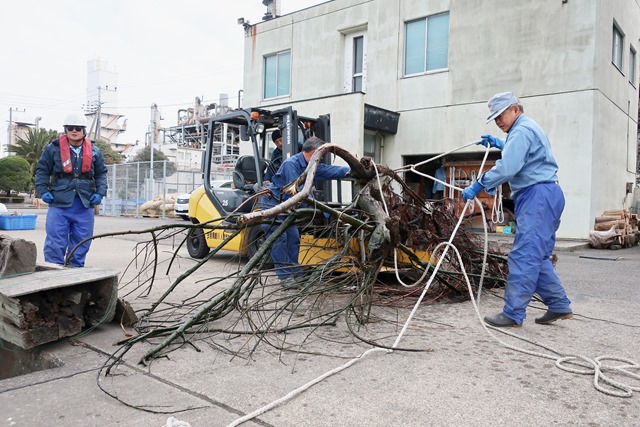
[60,135,93,174]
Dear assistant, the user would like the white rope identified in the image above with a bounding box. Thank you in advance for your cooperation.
[165,417,192,427]
[226,142,640,426]
[491,185,504,224]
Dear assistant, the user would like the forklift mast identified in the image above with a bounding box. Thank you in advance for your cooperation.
[201,106,335,209]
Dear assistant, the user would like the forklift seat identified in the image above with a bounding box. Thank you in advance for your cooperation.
[232,155,267,192]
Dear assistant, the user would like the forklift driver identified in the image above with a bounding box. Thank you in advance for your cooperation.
[264,129,303,182]
[261,136,350,286]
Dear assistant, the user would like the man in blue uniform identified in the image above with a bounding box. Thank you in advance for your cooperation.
[462,92,572,327]
[262,136,349,283]
[35,113,108,267]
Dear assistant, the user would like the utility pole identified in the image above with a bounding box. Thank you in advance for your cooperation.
[96,86,102,142]
[149,103,161,201]
[5,107,26,158]
[92,85,116,143]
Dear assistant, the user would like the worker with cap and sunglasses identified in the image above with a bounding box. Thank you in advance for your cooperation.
[35,113,108,267]
[462,92,572,327]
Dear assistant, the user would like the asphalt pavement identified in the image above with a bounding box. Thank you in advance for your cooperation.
[1,207,639,427]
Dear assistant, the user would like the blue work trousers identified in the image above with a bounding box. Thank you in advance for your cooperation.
[44,196,95,267]
[503,183,572,323]
[262,220,301,280]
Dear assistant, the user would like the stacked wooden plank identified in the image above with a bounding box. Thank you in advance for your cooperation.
[0,265,118,349]
[589,209,639,249]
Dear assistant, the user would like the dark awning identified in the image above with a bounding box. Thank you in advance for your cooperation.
[363,104,400,134]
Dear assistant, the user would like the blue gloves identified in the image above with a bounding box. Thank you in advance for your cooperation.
[41,192,54,204]
[478,134,504,150]
[461,181,484,203]
[89,193,103,205]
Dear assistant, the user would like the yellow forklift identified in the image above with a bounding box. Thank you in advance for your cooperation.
[186,106,345,261]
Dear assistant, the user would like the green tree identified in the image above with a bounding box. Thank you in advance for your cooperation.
[95,139,123,165]
[0,156,32,196]
[8,128,58,178]
[130,146,177,177]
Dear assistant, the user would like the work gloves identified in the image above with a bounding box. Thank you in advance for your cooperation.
[89,193,103,205]
[461,181,484,203]
[478,134,505,150]
[41,192,54,204]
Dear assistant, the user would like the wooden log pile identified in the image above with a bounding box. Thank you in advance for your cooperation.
[139,194,177,217]
[588,209,639,249]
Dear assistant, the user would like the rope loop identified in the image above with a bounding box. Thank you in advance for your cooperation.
[555,355,640,398]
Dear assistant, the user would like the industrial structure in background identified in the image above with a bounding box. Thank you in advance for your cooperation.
[3,56,243,172]
[3,107,39,158]
[149,94,242,172]
[83,59,133,159]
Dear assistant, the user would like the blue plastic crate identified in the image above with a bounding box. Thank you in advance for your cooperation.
[0,214,37,230]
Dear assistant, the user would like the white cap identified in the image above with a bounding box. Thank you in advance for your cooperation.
[486,92,518,124]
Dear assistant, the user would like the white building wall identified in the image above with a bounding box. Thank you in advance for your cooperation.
[242,0,640,238]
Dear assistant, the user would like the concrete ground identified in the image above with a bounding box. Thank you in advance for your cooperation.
[1,207,639,427]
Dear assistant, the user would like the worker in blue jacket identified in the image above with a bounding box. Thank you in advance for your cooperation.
[35,113,108,267]
[462,92,572,327]
[262,136,349,283]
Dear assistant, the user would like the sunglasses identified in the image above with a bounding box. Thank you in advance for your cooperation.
[66,126,84,132]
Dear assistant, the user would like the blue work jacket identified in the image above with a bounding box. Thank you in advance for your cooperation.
[35,138,108,208]
[264,151,349,208]
[479,114,559,198]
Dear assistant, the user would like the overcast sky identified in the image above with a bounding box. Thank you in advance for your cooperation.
[0,0,323,151]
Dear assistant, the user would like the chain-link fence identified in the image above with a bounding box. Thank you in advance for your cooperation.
[99,161,232,218]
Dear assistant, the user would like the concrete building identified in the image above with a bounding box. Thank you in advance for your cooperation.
[240,0,640,238]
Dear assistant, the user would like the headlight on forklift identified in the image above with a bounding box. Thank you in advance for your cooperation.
[253,122,265,134]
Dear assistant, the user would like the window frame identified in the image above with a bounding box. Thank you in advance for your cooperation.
[343,30,367,93]
[352,35,364,92]
[263,50,291,100]
[404,12,450,77]
[629,45,637,87]
[363,130,379,163]
[612,23,624,72]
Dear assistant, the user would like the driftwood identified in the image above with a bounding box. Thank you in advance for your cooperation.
[594,215,623,223]
[239,144,376,225]
[88,144,510,414]
[594,220,627,231]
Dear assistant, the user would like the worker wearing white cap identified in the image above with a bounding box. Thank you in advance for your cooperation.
[462,92,572,327]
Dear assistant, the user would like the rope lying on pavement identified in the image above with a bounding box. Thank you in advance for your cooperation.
[226,151,640,427]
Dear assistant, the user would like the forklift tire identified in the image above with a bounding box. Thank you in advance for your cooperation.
[246,225,272,266]
[187,227,210,259]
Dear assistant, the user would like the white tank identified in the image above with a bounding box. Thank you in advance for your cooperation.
[219,94,229,108]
